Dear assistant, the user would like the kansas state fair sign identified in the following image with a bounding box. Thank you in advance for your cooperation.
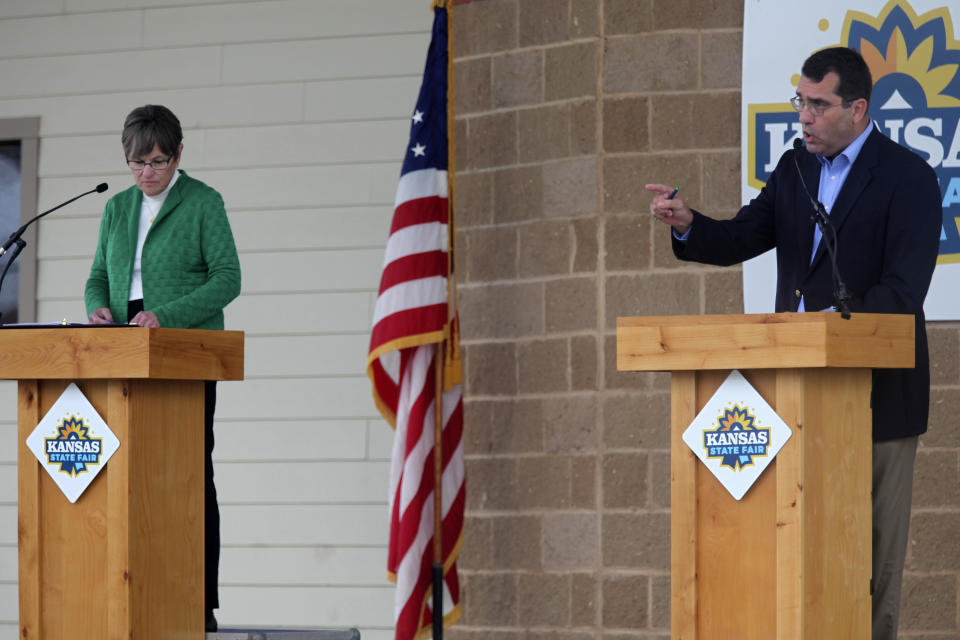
[742,0,960,319]
[26,383,120,504]
[682,371,793,501]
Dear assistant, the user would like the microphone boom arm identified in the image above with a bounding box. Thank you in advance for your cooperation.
[0,183,108,257]
[791,140,852,319]
[0,183,108,325]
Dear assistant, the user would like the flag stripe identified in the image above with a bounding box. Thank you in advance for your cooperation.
[379,249,449,295]
[394,168,448,209]
[392,196,449,235]
[372,276,448,328]
[370,304,448,354]
[387,345,433,572]
[382,222,448,269]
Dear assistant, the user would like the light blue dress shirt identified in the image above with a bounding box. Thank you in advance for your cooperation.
[797,122,873,311]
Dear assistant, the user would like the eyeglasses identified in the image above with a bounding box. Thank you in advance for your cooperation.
[789,95,849,117]
[128,157,172,172]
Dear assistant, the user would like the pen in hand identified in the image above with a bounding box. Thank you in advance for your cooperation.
[667,186,680,200]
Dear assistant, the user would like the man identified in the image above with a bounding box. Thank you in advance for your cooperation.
[646,47,941,639]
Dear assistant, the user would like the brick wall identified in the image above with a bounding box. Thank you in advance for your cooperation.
[451,0,960,638]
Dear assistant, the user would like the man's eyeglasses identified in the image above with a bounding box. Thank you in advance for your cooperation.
[789,95,850,117]
[128,157,172,172]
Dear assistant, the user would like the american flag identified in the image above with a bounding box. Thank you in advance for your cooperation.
[367,3,464,639]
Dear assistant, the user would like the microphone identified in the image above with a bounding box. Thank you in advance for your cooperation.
[791,139,851,319]
[0,183,108,256]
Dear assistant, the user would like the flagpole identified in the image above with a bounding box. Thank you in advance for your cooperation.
[445,0,458,329]
[425,0,454,637]
[434,0,454,638]
[432,334,445,640]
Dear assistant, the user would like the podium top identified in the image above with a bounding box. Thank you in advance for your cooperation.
[0,327,243,380]
[617,312,914,372]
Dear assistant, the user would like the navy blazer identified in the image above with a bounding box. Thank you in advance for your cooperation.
[674,126,942,441]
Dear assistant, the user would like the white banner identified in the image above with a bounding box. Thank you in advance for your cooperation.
[742,1,960,319]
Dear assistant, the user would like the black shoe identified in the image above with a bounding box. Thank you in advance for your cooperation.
[205,610,218,632]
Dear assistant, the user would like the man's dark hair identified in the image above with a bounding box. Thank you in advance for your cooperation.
[121,105,183,161]
[801,47,873,105]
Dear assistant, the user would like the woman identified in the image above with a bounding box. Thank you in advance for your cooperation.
[85,104,241,632]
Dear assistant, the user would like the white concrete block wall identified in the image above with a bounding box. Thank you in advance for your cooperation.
[0,1,431,637]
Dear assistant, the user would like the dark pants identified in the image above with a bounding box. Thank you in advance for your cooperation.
[128,300,220,611]
[204,379,220,611]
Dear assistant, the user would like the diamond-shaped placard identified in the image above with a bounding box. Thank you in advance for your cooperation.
[25,383,120,503]
[682,370,792,500]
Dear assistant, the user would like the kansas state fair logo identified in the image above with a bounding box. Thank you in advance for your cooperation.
[44,416,103,477]
[748,1,960,263]
[702,405,771,471]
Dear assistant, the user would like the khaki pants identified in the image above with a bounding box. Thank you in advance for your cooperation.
[872,436,918,640]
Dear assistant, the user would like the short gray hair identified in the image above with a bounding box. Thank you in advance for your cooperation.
[121,105,183,161]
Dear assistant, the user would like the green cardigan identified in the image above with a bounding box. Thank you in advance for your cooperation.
[85,170,241,329]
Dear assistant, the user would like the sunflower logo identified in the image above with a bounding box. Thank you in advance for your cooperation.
[851,2,960,109]
[44,416,103,477]
[702,405,771,471]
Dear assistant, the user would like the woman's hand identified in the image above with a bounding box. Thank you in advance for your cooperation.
[129,310,160,328]
[88,307,114,324]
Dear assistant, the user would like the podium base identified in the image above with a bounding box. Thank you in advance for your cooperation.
[209,629,360,640]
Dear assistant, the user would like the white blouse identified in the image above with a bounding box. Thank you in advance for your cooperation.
[128,170,179,301]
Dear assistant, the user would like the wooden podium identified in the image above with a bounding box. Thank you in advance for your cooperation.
[616,313,914,640]
[1,327,244,640]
